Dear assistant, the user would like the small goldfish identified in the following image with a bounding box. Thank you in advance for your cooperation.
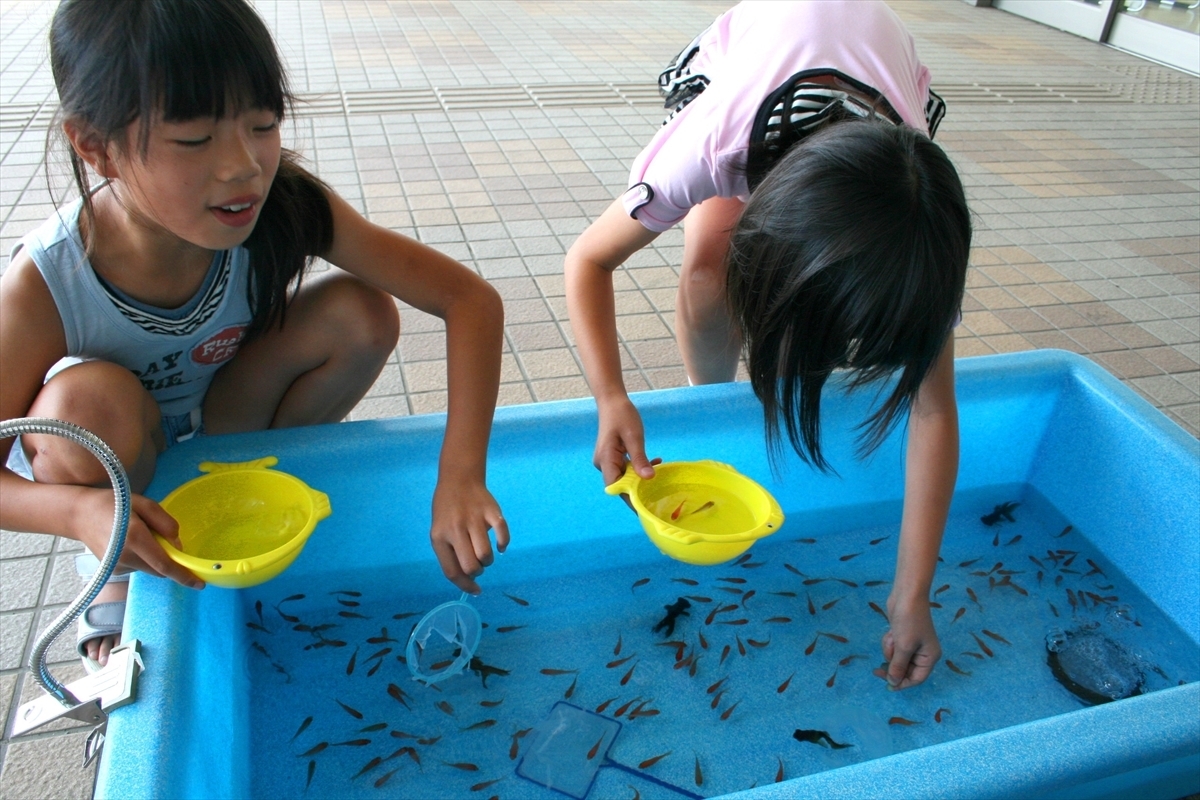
[461,719,497,731]
[670,500,686,520]
[868,601,888,620]
[826,668,838,688]
[766,616,793,624]
[888,717,920,726]
[306,760,316,790]
[776,756,786,782]
[336,700,363,720]
[613,697,640,717]
[777,673,793,694]
[386,683,410,708]
[621,662,637,686]
[299,742,328,757]
[839,552,861,562]
[971,632,994,658]
[291,716,313,741]
[595,697,617,714]
[694,755,704,786]
[631,578,650,591]
[435,700,455,716]
[587,734,605,760]
[819,632,848,643]
[373,769,398,789]
[503,592,530,606]
[804,635,818,656]
[952,607,966,623]
[981,629,1011,646]
[945,659,972,676]
[442,761,480,772]
[935,707,951,723]
[672,577,699,586]
[720,700,740,721]
[352,756,383,780]
[495,625,525,633]
[470,778,502,792]
[607,655,635,668]
[639,751,672,770]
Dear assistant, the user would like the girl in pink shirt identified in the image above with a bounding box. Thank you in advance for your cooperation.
[565,1,969,691]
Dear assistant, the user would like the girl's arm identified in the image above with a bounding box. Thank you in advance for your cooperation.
[879,335,958,689]
[321,191,507,595]
[564,198,660,485]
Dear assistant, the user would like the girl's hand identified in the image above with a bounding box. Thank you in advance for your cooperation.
[873,594,941,690]
[70,488,204,589]
[595,396,656,487]
[429,477,509,596]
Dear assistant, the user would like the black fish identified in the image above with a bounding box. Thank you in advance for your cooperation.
[793,729,853,749]
[653,597,691,638]
[468,656,511,689]
[980,501,1020,527]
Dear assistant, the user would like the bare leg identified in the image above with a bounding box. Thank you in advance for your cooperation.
[22,360,164,664]
[676,195,745,385]
[203,270,400,433]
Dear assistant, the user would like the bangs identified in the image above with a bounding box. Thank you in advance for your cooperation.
[152,4,287,121]
[136,0,289,145]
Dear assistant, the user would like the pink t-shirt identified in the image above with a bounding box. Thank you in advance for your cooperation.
[624,0,934,232]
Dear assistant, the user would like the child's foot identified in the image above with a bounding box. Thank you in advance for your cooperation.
[75,554,130,673]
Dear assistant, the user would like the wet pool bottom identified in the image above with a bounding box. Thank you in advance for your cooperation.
[243,485,1198,799]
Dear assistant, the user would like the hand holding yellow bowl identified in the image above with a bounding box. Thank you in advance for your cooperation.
[605,459,783,565]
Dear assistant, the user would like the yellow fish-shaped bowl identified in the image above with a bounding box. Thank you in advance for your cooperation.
[155,457,331,589]
[605,460,784,565]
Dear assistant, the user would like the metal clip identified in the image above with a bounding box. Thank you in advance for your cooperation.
[11,639,144,764]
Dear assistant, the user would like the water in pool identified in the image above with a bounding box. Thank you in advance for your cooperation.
[243,486,1198,798]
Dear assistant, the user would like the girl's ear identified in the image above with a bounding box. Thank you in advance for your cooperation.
[62,118,120,180]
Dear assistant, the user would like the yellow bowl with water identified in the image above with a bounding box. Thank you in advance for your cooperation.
[605,460,784,565]
[155,457,332,588]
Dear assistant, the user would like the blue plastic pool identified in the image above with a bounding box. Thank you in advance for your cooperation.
[95,350,1200,799]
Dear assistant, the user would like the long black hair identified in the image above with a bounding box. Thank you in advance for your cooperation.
[48,0,333,338]
[726,120,970,472]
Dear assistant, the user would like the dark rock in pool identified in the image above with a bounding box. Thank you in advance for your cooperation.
[1046,629,1144,705]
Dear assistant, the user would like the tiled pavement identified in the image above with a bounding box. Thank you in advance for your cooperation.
[0,1,1197,796]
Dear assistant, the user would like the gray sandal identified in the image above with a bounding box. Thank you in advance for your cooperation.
[75,554,131,674]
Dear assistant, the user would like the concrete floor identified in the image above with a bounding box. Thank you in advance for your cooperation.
[0,1,1196,796]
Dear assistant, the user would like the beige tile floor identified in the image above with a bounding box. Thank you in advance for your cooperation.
[0,0,1197,795]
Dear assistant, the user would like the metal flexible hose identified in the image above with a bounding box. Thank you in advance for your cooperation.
[0,418,130,707]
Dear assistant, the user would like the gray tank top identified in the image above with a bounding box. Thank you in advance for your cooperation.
[13,200,253,416]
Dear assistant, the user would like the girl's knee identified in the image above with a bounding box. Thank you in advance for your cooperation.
[25,362,159,486]
[317,275,400,355]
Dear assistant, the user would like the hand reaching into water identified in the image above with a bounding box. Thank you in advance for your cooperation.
[430,477,509,595]
[873,594,942,690]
